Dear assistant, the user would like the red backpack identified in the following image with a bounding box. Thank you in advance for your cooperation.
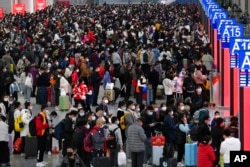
[83,129,98,152]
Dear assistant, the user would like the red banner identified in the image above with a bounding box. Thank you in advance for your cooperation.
[13,4,25,15]
[0,8,3,19]
[36,0,46,11]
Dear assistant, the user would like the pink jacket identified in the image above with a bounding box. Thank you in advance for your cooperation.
[193,70,207,84]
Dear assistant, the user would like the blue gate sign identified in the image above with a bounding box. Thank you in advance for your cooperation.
[206,3,220,16]
[216,19,236,39]
[230,38,250,68]
[239,50,250,87]
[221,24,244,48]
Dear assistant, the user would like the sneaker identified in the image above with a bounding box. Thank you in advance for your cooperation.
[127,159,132,163]
[47,151,51,156]
[20,153,25,157]
[42,161,48,165]
[177,162,184,166]
[36,162,45,167]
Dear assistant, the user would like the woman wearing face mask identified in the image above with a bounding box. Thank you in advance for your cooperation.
[191,86,209,110]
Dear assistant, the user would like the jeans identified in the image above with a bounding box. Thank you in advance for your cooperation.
[0,141,10,164]
[131,151,144,167]
[224,163,230,167]
[144,137,152,163]
[110,148,118,167]
[23,85,32,102]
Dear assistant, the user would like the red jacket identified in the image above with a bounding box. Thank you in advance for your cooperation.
[197,143,216,167]
[35,112,49,136]
[72,83,88,100]
[71,71,79,87]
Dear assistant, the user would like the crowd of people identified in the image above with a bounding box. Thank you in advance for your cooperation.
[0,2,241,167]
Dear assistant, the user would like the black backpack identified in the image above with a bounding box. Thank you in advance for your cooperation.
[29,116,37,136]
[143,52,149,63]
[190,124,198,142]
[106,127,119,149]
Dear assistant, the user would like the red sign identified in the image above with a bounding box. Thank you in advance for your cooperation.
[57,1,70,6]
[36,0,46,11]
[0,8,3,19]
[13,4,25,15]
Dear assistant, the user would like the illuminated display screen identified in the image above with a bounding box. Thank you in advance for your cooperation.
[239,70,250,87]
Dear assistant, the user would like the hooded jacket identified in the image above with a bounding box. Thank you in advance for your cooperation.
[197,143,216,167]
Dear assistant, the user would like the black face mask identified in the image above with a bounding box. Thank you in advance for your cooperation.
[67,152,73,157]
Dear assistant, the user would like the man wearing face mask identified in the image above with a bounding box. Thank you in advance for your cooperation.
[98,97,109,116]
[62,110,78,158]
[163,107,176,146]
[108,117,123,167]
[191,86,209,111]
[141,106,157,165]
[76,107,86,126]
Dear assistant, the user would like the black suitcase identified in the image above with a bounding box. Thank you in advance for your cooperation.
[25,136,37,159]
[92,157,111,167]
[160,157,177,167]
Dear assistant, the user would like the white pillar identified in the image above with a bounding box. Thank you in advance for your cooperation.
[18,0,34,13]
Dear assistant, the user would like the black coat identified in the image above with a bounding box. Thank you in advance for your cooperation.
[196,122,210,143]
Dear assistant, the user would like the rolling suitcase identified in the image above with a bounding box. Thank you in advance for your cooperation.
[159,157,177,167]
[59,95,70,110]
[47,87,51,102]
[25,136,37,159]
[185,142,198,166]
[152,135,165,166]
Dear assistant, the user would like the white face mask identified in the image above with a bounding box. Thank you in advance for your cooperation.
[170,111,174,115]
[116,121,120,125]
[79,112,85,116]
[92,116,96,121]
[180,106,185,111]
[100,124,104,128]
[196,88,202,93]
[29,106,33,110]
[86,124,90,129]
[104,100,108,104]
[103,112,107,116]
[131,105,135,110]
[162,107,167,111]
[72,117,77,122]
[137,108,140,112]
[76,69,79,72]
[148,112,153,116]
[122,107,126,111]
[3,97,8,101]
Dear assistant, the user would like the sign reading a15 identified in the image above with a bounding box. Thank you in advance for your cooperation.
[221,24,243,48]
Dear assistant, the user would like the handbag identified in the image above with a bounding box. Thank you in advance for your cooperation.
[14,137,22,153]
[105,82,114,90]
[118,151,127,166]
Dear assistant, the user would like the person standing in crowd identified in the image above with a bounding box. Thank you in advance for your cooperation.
[35,105,50,167]
[20,102,33,157]
[62,110,78,157]
[175,113,190,167]
[108,116,123,167]
[13,101,22,154]
[136,73,147,105]
[148,65,159,104]
[141,106,157,165]
[90,66,101,106]
[58,71,71,103]
[220,129,241,167]
[197,135,216,167]
[0,114,10,166]
[211,117,225,167]
[117,101,127,146]
[127,118,146,167]
[211,111,221,127]
[9,79,21,101]
[30,64,39,97]
[196,115,211,143]
[163,107,176,146]
[162,72,174,105]
[98,97,110,115]
[21,66,33,103]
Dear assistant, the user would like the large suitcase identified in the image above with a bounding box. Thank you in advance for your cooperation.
[104,89,115,102]
[47,87,51,102]
[25,136,37,159]
[36,87,47,105]
[185,142,198,166]
[92,157,111,167]
[159,157,177,167]
[59,95,70,110]
[152,135,165,166]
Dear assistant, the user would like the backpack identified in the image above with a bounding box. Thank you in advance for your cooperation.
[120,111,130,130]
[143,52,149,63]
[106,127,119,149]
[83,129,98,152]
[29,116,37,136]
[193,108,209,124]
[190,124,198,142]
[54,119,65,140]
[14,114,24,132]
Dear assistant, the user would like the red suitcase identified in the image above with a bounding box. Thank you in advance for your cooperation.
[47,87,51,102]
[70,57,75,65]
